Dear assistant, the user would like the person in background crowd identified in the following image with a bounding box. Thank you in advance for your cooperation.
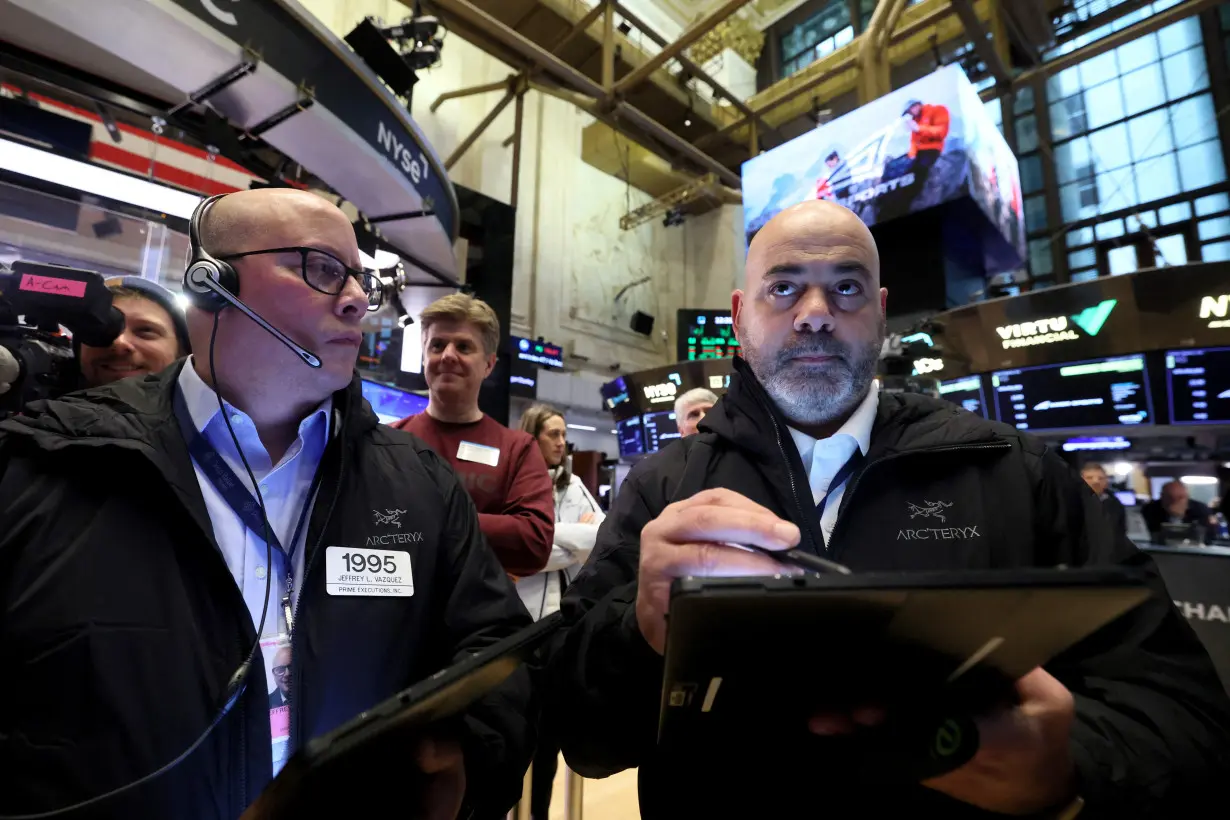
[1081,463,1127,539]
[548,199,1230,818]
[1141,480,1218,545]
[516,403,604,820]
[673,387,718,438]
[0,189,535,819]
[78,277,191,388]
[393,294,553,578]
[900,98,949,206]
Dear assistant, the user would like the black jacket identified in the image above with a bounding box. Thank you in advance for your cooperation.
[1141,498,1217,544]
[549,358,1230,818]
[0,363,534,818]
[1100,492,1128,539]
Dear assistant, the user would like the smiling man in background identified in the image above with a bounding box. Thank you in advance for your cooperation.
[394,293,553,578]
[77,277,190,387]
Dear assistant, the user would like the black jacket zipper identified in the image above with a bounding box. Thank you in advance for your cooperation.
[287,410,348,755]
[826,441,1013,555]
[762,401,826,555]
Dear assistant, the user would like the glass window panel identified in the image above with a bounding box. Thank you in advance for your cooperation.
[1071,271,1100,283]
[1085,81,1126,130]
[1128,211,1157,230]
[1088,123,1130,171]
[984,98,1002,129]
[1107,245,1139,275]
[1024,194,1048,233]
[1170,94,1218,146]
[1067,226,1094,247]
[1122,63,1166,116]
[1195,193,1230,216]
[1114,7,1152,31]
[1160,202,1192,224]
[1155,234,1189,266]
[1013,85,1034,115]
[1055,138,1092,183]
[1162,49,1210,99]
[1152,0,1184,10]
[1019,154,1044,194]
[1098,167,1138,214]
[1029,238,1053,275]
[1016,113,1039,153]
[1203,241,1230,262]
[1178,140,1227,191]
[1060,181,1096,221]
[1048,66,1082,100]
[1117,32,1159,73]
[1069,248,1097,268]
[1134,153,1181,203]
[1050,98,1086,141]
[1080,50,1120,88]
[1127,110,1173,161]
[1220,4,1230,28]
[1198,216,1230,240]
[835,26,854,48]
[1095,219,1125,240]
[1158,17,1202,57]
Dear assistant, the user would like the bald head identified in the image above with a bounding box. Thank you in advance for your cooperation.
[198,189,352,258]
[733,199,886,435]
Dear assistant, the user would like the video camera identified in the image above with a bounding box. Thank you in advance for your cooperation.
[878,319,945,397]
[0,260,124,415]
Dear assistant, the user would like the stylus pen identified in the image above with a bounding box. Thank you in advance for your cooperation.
[730,542,853,575]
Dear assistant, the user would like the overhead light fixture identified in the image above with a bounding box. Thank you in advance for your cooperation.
[567,423,598,432]
[1113,462,1133,476]
[1180,475,1218,485]
[0,137,200,219]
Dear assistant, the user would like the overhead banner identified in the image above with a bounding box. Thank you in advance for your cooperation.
[741,65,1024,273]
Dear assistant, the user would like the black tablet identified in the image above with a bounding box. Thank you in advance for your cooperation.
[659,567,1152,744]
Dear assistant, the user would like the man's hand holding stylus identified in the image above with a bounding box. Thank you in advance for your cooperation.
[635,489,801,655]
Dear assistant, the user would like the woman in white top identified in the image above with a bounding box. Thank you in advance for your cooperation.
[516,404,605,621]
[516,404,604,820]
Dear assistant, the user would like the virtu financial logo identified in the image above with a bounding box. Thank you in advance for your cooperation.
[995,299,1117,349]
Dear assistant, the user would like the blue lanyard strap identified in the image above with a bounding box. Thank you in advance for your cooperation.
[814,448,866,524]
[174,388,322,564]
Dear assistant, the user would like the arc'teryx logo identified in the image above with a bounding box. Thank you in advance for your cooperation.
[907,500,954,522]
[373,509,407,529]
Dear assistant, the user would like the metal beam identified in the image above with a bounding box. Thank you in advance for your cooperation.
[858,0,910,103]
[430,75,514,112]
[551,0,606,55]
[510,90,525,208]
[950,0,1011,87]
[444,87,515,170]
[602,0,616,92]
[981,0,1222,100]
[612,0,752,97]
[612,1,784,148]
[614,101,741,188]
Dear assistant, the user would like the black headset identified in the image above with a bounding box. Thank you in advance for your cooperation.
[183,193,239,313]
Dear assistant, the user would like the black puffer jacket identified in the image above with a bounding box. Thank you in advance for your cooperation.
[549,357,1230,818]
[0,363,534,818]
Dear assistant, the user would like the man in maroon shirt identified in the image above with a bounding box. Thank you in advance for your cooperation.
[393,293,553,577]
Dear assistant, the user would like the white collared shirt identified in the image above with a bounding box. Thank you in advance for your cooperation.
[175,357,332,638]
[787,383,880,545]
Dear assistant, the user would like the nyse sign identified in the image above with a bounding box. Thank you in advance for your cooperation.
[1200,294,1230,329]
[913,357,944,374]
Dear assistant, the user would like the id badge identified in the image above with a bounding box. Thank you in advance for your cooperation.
[457,440,500,467]
[325,546,414,597]
[261,634,292,776]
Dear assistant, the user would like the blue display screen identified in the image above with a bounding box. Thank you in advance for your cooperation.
[361,379,428,425]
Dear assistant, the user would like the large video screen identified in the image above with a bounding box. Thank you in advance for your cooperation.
[938,375,988,418]
[616,416,645,459]
[642,410,681,453]
[360,379,428,425]
[677,309,740,361]
[991,355,1153,431]
[1166,347,1230,424]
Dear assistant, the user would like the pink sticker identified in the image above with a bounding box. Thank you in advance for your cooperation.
[270,704,290,739]
[18,273,87,299]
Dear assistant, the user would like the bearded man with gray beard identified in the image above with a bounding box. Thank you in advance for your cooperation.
[545,200,1230,818]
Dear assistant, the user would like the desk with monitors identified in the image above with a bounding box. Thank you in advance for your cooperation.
[991,355,1152,431]
[1166,347,1230,424]
[939,376,988,418]
[616,416,646,458]
[642,410,680,453]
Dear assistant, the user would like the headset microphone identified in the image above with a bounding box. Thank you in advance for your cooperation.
[183,265,322,368]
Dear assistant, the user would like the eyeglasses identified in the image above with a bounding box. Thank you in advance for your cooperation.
[217,246,384,311]
[272,664,290,677]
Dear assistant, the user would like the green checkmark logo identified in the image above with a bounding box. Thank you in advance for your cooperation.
[1071,299,1117,336]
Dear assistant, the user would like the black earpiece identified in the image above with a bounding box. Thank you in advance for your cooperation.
[183,194,239,313]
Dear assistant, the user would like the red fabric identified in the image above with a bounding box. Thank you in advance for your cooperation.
[909,104,950,158]
[393,413,554,576]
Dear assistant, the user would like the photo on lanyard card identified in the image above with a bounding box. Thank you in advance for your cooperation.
[261,635,292,775]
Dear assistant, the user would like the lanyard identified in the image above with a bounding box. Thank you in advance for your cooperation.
[175,390,325,632]
[814,448,866,528]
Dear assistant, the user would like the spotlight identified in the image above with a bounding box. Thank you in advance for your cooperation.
[683,118,692,127]
[662,208,685,228]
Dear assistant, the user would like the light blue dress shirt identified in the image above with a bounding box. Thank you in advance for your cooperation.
[787,384,879,544]
[175,358,332,638]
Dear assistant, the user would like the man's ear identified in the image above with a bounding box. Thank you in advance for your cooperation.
[880,287,888,315]
[732,290,744,344]
[483,352,497,379]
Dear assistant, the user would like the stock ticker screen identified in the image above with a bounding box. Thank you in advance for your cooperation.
[616,416,645,459]
[642,410,680,453]
[677,309,740,361]
[1167,347,1230,424]
[938,375,988,418]
[992,355,1152,431]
